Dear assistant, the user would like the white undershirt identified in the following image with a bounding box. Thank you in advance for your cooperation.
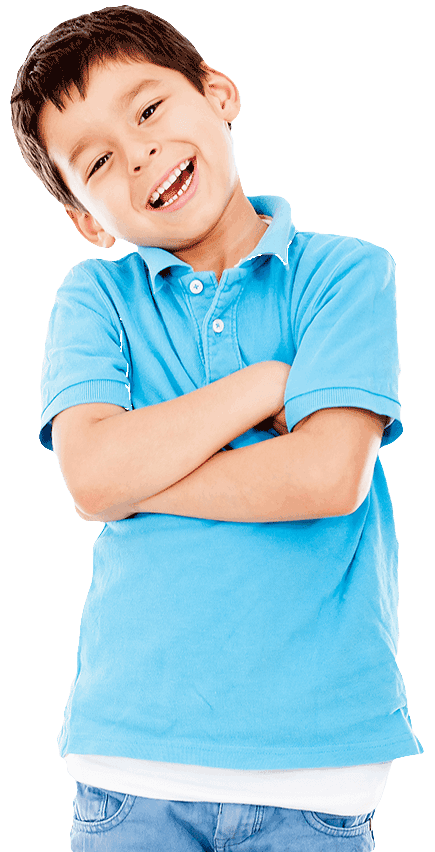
[66,754,392,815]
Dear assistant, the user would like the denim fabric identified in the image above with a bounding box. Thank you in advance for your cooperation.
[70,783,375,851]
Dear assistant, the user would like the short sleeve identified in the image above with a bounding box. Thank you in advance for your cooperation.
[40,262,132,451]
[284,237,402,447]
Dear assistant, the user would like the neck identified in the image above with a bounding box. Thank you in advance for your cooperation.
[173,181,268,281]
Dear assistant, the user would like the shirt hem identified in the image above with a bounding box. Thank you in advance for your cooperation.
[59,733,423,770]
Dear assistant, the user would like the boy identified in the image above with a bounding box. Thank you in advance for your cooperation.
[11,5,422,851]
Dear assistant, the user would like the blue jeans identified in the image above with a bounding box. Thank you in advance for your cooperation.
[70,783,376,850]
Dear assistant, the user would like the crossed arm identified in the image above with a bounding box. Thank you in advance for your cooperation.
[52,360,388,524]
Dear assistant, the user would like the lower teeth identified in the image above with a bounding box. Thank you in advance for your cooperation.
[161,172,193,207]
[151,163,194,208]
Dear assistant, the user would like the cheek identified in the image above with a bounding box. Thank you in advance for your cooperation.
[88,182,131,232]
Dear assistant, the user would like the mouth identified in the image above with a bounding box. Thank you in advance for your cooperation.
[147,158,196,211]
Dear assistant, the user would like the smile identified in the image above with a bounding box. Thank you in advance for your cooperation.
[147,158,196,210]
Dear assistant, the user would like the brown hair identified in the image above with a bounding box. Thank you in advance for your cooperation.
[11,5,208,212]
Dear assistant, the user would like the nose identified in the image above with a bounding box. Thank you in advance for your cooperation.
[127,140,161,175]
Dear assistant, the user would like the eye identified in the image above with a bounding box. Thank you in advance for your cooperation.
[139,101,162,124]
[88,153,111,179]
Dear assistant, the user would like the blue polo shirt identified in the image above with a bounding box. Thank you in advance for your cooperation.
[41,196,422,769]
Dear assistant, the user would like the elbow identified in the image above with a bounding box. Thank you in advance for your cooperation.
[325,474,370,518]
[65,461,141,521]
[75,504,99,522]
[278,478,365,522]
[63,462,123,518]
[66,467,114,518]
[73,485,108,519]
[330,494,362,518]
[72,479,137,521]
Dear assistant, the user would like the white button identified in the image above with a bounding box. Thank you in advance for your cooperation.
[212,319,224,333]
[189,279,204,294]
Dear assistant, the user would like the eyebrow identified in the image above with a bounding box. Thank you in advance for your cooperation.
[119,78,163,109]
[67,78,163,168]
[68,136,97,169]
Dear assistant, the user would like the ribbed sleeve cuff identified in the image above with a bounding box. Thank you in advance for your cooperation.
[40,380,132,450]
[284,387,402,446]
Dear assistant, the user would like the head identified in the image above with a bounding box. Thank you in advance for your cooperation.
[11,5,241,251]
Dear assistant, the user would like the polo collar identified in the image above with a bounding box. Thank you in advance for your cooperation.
[136,195,295,294]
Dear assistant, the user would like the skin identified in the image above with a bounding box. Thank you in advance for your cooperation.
[40,57,388,523]
[39,58,268,281]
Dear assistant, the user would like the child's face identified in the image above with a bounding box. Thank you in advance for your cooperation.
[39,58,240,250]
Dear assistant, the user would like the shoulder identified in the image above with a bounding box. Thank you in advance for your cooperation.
[288,231,395,313]
[60,251,146,293]
[52,251,149,321]
[290,230,394,272]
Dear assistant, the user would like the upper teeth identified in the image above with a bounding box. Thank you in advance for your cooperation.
[149,160,192,205]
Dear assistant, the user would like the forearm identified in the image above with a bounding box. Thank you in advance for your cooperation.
[58,360,290,517]
[104,441,329,525]
[129,434,332,523]
[101,407,384,524]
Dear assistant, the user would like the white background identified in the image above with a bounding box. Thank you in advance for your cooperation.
[3,1,433,849]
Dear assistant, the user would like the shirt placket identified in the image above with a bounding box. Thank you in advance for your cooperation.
[183,270,245,385]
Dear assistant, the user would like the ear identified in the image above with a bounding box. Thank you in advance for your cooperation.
[65,207,116,248]
[201,63,240,125]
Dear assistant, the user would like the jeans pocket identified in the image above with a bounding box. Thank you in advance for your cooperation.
[72,783,136,833]
[302,810,374,838]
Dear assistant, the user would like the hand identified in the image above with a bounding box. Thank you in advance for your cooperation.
[271,406,289,435]
[254,407,289,435]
